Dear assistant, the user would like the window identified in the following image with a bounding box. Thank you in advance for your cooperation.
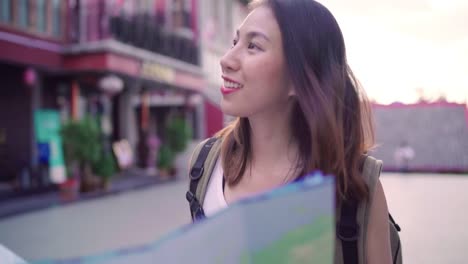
[211,0,219,26]
[0,0,12,24]
[205,0,232,46]
[155,0,166,25]
[28,0,37,30]
[0,0,52,36]
[136,0,155,15]
[51,0,61,37]
[120,0,136,17]
[171,0,191,29]
[37,0,46,33]
[18,0,29,28]
[224,0,232,40]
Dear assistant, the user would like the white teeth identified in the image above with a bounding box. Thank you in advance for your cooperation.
[224,80,243,89]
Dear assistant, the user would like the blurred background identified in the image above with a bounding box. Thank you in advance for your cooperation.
[0,0,466,263]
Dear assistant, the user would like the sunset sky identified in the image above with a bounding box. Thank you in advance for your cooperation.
[319,0,468,104]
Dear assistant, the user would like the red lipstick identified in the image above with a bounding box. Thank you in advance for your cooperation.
[221,86,240,95]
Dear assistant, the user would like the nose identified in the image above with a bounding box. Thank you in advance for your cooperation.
[220,48,240,73]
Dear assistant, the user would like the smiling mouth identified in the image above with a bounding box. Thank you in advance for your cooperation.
[222,76,244,90]
[223,80,244,90]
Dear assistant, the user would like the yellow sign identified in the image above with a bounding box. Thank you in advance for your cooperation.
[141,62,176,83]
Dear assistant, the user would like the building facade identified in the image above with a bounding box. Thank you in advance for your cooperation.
[0,0,219,195]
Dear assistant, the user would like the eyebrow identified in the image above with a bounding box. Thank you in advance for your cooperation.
[236,30,271,42]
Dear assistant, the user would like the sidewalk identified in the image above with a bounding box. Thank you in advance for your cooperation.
[0,169,166,219]
[0,179,192,262]
[0,140,200,219]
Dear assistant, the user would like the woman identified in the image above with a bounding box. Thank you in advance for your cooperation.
[188,0,392,263]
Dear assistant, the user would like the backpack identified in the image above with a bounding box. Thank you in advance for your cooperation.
[186,137,402,264]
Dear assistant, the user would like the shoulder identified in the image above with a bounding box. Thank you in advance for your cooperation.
[188,137,223,170]
[362,156,392,263]
[366,179,392,263]
[361,155,383,195]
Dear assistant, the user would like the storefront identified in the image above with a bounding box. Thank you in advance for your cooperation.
[0,62,69,192]
[62,45,206,171]
[0,63,38,190]
[0,0,221,197]
[0,51,206,195]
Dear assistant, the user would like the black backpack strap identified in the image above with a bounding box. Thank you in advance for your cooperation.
[339,199,359,264]
[186,137,218,222]
[338,154,369,264]
[389,213,401,232]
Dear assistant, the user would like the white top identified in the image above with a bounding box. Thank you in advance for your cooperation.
[203,158,228,217]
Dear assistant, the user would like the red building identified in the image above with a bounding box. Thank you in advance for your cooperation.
[0,0,223,194]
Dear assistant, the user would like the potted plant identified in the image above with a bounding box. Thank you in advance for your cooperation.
[166,116,192,153]
[60,116,103,192]
[92,151,117,190]
[155,116,192,178]
[157,143,175,179]
[163,116,192,177]
[59,177,79,201]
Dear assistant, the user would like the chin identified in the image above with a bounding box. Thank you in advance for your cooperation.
[220,100,246,117]
[220,100,236,116]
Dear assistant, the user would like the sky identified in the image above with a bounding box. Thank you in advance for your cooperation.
[318,0,468,104]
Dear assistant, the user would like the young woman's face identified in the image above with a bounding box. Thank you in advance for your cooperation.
[219,5,293,118]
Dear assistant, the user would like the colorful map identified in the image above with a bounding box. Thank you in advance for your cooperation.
[35,174,335,264]
[246,215,334,264]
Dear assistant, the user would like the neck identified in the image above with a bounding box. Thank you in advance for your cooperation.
[247,103,298,175]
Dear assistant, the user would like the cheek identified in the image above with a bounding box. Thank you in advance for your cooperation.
[249,56,286,82]
[251,59,289,95]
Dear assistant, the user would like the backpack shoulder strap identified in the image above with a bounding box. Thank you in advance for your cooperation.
[338,155,370,264]
[186,137,221,222]
[340,155,402,264]
[360,156,402,264]
[358,155,383,263]
[339,199,359,264]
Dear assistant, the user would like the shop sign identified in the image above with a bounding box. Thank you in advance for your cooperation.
[34,110,66,184]
[112,140,134,170]
[141,62,176,84]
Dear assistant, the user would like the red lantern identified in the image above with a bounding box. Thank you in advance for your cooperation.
[23,68,37,86]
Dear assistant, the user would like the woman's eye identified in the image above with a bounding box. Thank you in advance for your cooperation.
[248,42,261,50]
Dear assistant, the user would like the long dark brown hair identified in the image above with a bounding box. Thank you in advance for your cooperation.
[217,0,375,202]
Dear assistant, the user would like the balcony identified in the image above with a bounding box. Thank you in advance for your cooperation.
[69,4,200,66]
[107,15,199,66]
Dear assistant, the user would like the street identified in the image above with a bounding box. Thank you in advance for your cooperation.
[0,180,192,262]
[0,173,467,263]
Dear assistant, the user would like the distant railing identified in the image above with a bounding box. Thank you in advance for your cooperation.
[69,3,199,66]
[108,15,199,65]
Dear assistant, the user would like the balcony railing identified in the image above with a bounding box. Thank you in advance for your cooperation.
[107,15,199,65]
[69,3,199,66]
